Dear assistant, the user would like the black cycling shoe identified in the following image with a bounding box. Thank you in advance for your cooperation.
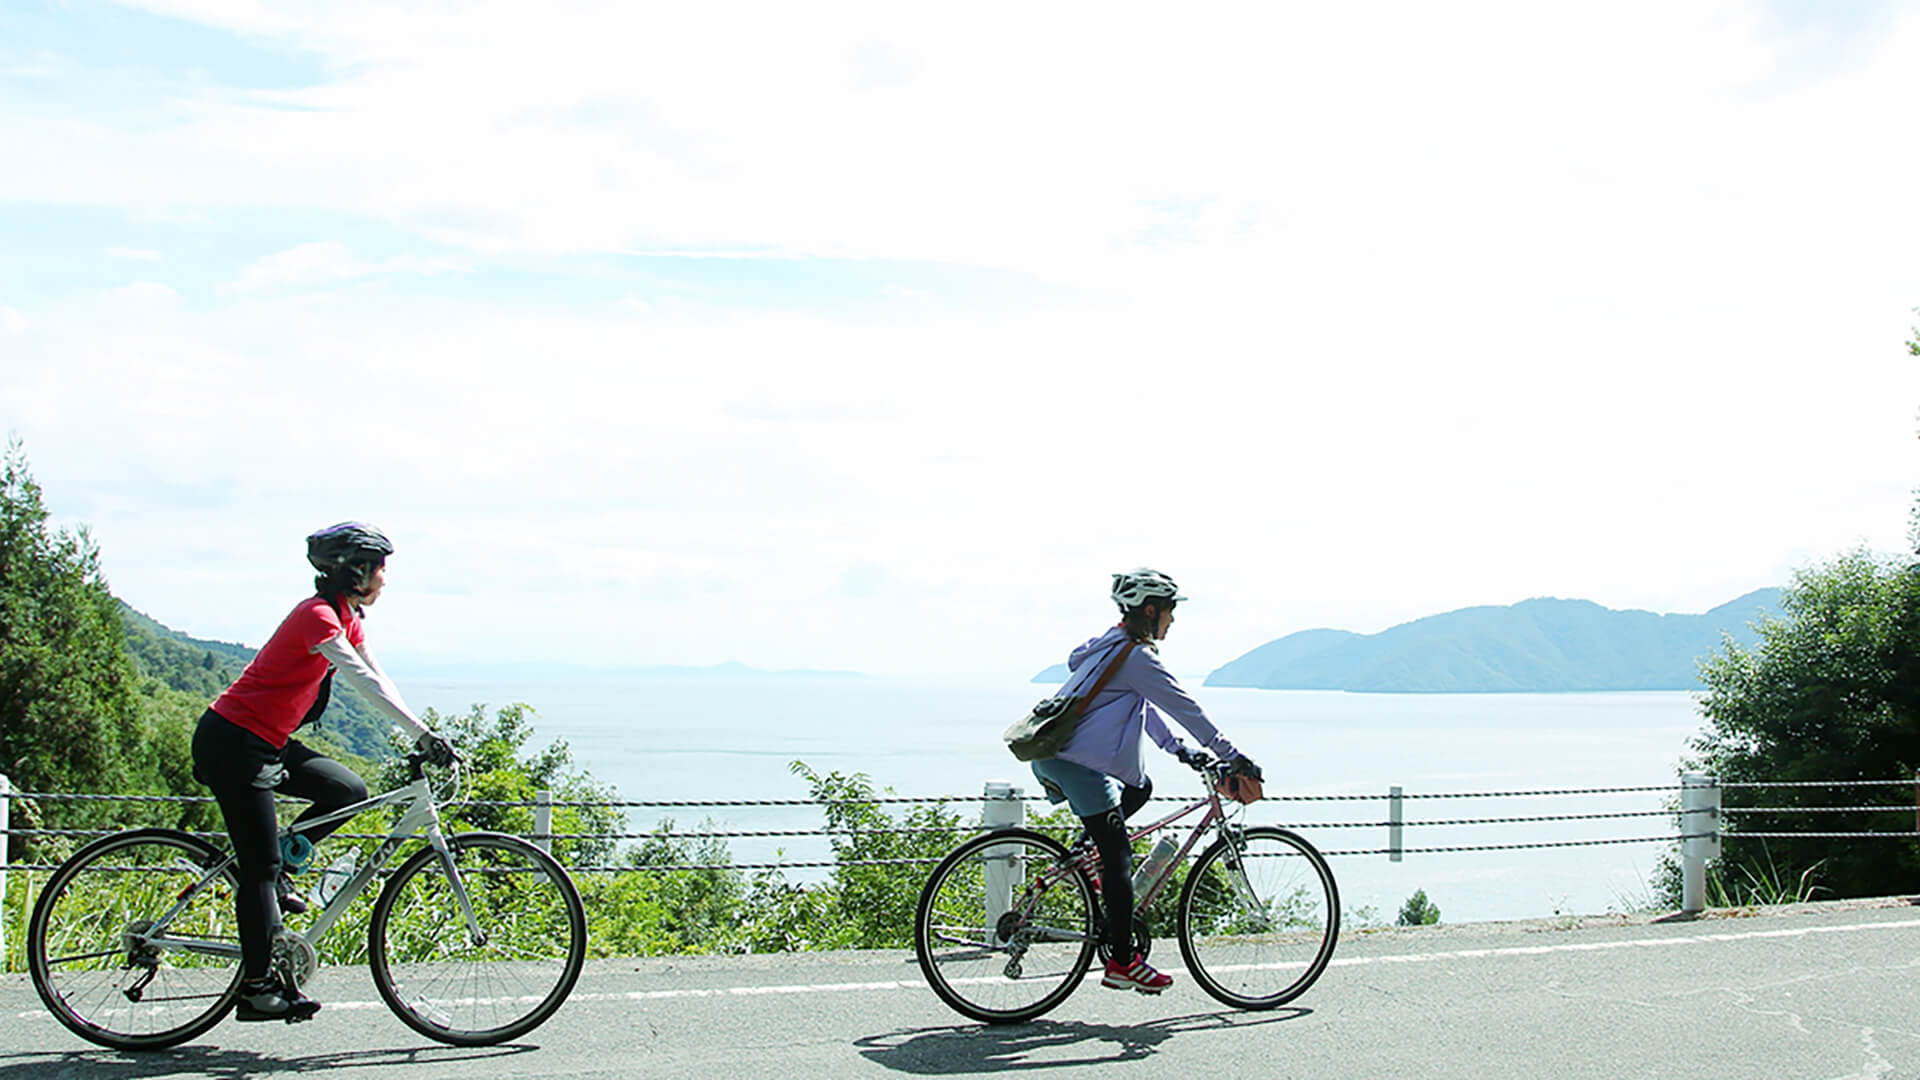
[234,975,320,1023]
[276,872,309,916]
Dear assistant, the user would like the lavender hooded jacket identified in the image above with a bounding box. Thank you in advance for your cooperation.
[1050,625,1240,787]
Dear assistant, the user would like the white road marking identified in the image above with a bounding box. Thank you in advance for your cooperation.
[17,917,1919,1020]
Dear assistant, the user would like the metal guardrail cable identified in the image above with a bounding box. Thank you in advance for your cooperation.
[502,825,1009,842]
[5,780,1915,806]
[0,829,1878,876]
[1141,785,1685,803]
[509,833,1716,873]
[1720,779,1919,789]
[0,791,213,803]
[476,796,987,809]
[1724,805,1917,815]
[577,856,946,872]
[12,779,1920,885]
[2,784,1695,806]
[4,828,409,842]
[1321,838,1681,857]
[1728,831,1920,839]
[1399,809,1672,827]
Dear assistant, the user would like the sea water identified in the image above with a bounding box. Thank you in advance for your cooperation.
[399,671,1705,925]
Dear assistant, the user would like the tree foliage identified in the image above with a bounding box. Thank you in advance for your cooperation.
[784,762,969,949]
[1689,546,1920,900]
[1397,888,1441,926]
[0,438,171,855]
[378,702,626,868]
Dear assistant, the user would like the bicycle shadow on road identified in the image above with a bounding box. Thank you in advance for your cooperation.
[854,1009,1310,1074]
[0,1042,539,1079]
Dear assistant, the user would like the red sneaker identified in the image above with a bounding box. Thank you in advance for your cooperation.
[1101,953,1173,994]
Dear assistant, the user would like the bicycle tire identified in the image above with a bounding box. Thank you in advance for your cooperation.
[28,828,243,1050]
[366,831,587,1046]
[1176,825,1338,1009]
[913,827,1097,1024]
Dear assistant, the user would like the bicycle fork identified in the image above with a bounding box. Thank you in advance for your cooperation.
[426,825,489,948]
[1216,832,1272,931]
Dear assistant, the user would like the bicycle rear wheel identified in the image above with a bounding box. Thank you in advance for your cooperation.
[367,831,587,1046]
[1176,826,1338,1009]
[28,828,242,1050]
[913,827,1097,1024]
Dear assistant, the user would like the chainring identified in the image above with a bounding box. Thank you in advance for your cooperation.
[272,930,319,989]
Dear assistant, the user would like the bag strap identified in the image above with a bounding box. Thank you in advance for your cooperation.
[1077,639,1136,702]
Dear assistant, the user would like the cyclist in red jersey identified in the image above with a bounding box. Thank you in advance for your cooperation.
[190,523,454,1022]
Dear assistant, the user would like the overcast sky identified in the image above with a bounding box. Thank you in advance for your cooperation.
[3,1,1917,678]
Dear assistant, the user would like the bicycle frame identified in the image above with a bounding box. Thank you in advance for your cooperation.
[1121,790,1231,910]
[917,759,1333,1024]
[136,761,472,962]
[1005,768,1251,942]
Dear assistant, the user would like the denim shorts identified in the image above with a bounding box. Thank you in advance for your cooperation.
[1029,757,1122,818]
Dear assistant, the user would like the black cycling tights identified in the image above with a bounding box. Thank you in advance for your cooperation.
[191,710,368,979]
[1078,778,1153,963]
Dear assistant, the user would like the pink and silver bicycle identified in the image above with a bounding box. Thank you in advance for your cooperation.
[913,755,1338,1023]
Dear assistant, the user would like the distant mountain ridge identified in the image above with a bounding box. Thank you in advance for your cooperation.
[1202,588,1784,693]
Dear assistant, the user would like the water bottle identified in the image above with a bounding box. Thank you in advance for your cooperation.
[279,833,314,874]
[1131,836,1179,895]
[315,851,358,906]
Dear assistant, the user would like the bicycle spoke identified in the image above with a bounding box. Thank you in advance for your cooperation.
[914,830,1097,1024]
[41,948,130,967]
[1178,827,1338,1009]
[28,830,242,1050]
[369,834,585,1046]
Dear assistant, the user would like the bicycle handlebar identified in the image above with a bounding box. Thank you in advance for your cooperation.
[403,744,466,782]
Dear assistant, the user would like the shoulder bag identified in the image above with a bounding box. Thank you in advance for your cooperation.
[1003,639,1136,762]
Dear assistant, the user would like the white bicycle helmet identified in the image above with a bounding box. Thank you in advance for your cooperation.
[1111,567,1187,610]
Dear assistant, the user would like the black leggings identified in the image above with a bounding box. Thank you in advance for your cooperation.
[191,710,368,978]
[1079,778,1154,962]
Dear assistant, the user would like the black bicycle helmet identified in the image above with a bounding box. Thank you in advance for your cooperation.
[306,522,393,575]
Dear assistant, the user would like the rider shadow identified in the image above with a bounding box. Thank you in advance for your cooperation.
[854,1009,1310,1074]
[0,1042,540,1079]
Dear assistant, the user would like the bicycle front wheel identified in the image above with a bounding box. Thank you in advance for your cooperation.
[1177,826,1338,1009]
[913,827,1097,1024]
[367,832,587,1046]
[28,828,242,1050]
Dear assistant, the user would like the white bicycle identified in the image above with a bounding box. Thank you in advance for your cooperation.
[28,747,587,1049]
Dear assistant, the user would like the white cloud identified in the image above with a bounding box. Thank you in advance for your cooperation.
[108,282,182,304]
[12,1,1912,278]
[223,241,465,294]
[5,2,1920,674]
[12,278,1915,674]
[0,305,25,337]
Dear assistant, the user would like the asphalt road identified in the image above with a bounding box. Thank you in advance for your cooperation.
[5,899,1918,1079]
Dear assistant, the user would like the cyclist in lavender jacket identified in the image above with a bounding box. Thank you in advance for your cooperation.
[1031,568,1262,994]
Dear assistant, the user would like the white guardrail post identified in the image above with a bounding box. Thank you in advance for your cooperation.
[534,789,553,855]
[1388,785,1404,862]
[982,781,1024,932]
[1680,772,1722,915]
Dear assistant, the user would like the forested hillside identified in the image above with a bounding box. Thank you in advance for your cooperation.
[1205,590,1784,692]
